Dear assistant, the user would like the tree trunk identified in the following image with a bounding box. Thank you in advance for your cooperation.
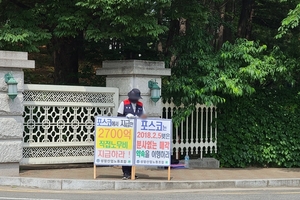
[179,18,187,35]
[52,36,80,85]
[157,8,164,53]
[215,0,235,50]
[223,0,235,43]
[165,19,178,54]
[237,0,255,39]
[165,19,179,68]
[216,2,226,50]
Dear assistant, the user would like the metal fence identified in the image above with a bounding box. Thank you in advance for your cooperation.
[161,102,217,159]
[21,84,119,165]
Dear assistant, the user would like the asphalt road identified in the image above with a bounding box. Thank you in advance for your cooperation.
[1,186,300,200]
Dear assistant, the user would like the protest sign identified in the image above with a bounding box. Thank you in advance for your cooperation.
[94,116,135,167]
[93,116,172,180]
[134,118,172,166]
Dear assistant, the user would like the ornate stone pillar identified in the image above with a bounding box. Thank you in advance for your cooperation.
[0,50,35,176]
[97,60,171,117]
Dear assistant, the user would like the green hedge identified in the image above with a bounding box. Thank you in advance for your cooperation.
[215,88,300,168]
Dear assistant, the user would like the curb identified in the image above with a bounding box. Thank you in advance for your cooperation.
[1,177,300,190]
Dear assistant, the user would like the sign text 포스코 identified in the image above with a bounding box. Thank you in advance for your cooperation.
[134,118,172,166]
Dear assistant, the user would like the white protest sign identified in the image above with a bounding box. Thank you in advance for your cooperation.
[94,117,135,166]
[134,118,172,166]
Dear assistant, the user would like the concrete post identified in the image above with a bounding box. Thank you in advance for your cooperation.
[96,60,171,117]
[0,50,35,176]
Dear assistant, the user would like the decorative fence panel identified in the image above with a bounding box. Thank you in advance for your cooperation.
[162,102,217,159]
[21,84,119,165]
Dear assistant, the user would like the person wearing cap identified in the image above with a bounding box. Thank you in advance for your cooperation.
[117,88,146,180]
[117,88,146,119]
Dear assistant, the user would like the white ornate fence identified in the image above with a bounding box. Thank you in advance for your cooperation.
[21,84,217,164]
[21,84,119,165]
[161,102,217,159]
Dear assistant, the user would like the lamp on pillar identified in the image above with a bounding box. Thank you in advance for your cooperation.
[148,79,161,103]
[4,72,18,101]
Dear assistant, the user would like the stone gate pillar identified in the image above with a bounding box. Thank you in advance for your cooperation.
[0,50,35,176]
[96,60,171,117]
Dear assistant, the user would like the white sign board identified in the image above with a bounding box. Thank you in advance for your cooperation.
[94,117,135,166]
[134,118,172,166]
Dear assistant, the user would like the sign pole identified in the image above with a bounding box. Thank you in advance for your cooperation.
[94,164,97,179]
[131,166,136,180]
[167,166,171,181]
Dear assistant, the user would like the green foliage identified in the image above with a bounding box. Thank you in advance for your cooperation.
[77,0,171,41]
[160,0,300,126]
[0,1,51,52]
[276,3,300,38]
[164,35,295,126]
[44,0,89,38]
[216,88,300,168]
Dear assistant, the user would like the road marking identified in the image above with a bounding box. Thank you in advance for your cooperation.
[0,197,61,200]
[276,192,300,194]
[1,186,300,195]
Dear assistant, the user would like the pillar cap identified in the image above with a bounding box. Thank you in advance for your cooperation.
[97,60,171,76]
[0,50,35,69]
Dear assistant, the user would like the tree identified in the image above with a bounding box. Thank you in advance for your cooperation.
[0,0,88,84]
[0,0,171,84]
[0,0,51,52]
[1,0,299,109]
[160,0,299,124]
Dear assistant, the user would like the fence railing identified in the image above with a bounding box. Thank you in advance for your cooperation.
[21,84,119,165]
[161,102,217,159]
[22,84,217,164]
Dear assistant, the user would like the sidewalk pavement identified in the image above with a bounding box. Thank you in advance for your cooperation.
[1,164,300,191]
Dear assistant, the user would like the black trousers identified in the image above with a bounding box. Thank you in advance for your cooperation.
[122,166,132,175]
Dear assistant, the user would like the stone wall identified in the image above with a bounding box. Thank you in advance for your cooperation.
[0,50,35,176]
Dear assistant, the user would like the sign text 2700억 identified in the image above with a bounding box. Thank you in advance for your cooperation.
[94,117,135,166]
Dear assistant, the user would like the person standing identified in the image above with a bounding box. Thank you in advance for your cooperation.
[117,88,146,180]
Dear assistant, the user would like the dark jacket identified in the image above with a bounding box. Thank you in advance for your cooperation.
[118,99,144,117]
